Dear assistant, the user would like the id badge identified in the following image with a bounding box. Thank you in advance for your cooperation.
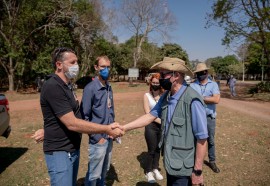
[107,97,111,108]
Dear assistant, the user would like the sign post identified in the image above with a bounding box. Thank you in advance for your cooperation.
[128,68,139,86]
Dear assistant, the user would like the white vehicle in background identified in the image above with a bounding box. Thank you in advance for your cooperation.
[0,94,11,138]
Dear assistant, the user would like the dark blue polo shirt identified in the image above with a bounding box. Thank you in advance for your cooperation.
[80,77,115,144]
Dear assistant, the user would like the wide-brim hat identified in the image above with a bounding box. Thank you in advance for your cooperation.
[151,57,193,77]
[194,63,210,73]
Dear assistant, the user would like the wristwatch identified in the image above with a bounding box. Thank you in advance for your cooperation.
[193,169,202,176]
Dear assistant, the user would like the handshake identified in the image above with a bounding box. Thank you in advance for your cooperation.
[106,122,125,139]
[31,122,127,143]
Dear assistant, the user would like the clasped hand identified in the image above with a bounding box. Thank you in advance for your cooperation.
[108,122,125,138]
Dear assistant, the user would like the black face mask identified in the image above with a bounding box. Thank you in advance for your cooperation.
[151,85,160,91]
[197,74,208,81]
[159,78,172,90]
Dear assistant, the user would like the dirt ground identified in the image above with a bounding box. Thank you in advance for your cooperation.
[1,81,270,186]
[9,81,270,122]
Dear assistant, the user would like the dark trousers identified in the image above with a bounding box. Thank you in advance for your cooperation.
[207,116,216,162]
[144,122,161,173]
[166,173,191,186]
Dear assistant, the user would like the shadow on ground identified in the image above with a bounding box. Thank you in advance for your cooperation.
[137,151,148,173]
[76,164,119,186]
[0,147,28,174]
[136,181,161,186]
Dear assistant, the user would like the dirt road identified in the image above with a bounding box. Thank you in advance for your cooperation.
[9,91,270,122]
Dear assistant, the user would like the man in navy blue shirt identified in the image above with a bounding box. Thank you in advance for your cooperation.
[80,56,115,186]
[191,63,221,173]
[124,57,208,186]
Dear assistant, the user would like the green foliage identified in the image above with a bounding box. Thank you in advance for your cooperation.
[257,81,270,93]
[159,43,189,62]
[208,0,270,67]
[210,55,239,75]
[249,81,270,94]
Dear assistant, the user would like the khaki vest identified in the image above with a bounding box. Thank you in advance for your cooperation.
[159,86,204,176]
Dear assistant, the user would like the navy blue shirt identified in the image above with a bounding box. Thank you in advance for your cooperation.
[80,77,114,144]
[150,82,208,140]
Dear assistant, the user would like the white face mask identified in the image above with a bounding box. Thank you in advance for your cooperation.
[64,64,79,80]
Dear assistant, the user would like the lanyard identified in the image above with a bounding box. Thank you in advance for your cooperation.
[200,83,207,96]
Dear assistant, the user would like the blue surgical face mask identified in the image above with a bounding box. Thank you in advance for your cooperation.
[99,67,110,80]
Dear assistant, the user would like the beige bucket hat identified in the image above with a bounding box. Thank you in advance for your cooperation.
[194,63,209,73]
[150,57,193,77]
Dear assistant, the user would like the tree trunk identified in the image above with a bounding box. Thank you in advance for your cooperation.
[8,73,14,91]
[8,57,15,91]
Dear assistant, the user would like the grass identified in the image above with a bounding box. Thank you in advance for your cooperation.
[0,81,270,185]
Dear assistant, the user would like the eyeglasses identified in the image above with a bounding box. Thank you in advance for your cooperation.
[99,65,111,70]
[196,70,207,76]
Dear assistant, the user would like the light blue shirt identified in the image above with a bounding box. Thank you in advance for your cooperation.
[190,79,220,118]
[150,82,208,140]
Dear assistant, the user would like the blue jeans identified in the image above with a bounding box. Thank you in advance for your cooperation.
[230,85,236,96]
[44,150,80,186]
[85,138,113,186]
[166,173,191,186]
[207,116,216,162]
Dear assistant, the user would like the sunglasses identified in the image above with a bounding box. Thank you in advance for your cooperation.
[161,71,173,78]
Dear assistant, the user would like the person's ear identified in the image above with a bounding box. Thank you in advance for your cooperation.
[56,61,63,70]
[94,65,99,71]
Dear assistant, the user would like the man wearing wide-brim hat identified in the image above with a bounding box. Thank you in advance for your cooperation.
[191,62,221,174]
[123,57,208,186]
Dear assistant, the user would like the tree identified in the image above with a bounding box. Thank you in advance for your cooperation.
[207,0,270,68]
[159,43,189,63]
[210,55,239,76]
[118,0,176,68]
[0,0,76,91]
[237,43,249,81]
[0,0,105,91]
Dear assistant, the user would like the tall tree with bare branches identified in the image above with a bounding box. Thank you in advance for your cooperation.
[118,0,176,67]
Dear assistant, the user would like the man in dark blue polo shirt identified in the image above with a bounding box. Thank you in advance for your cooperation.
[80,56,115,186]
[37,48,123,186]
[191,63,221,173]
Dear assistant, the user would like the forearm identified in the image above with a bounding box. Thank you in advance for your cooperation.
[124,113,155,132]
[154,118,161,124]
[194,139,207,170]
[71,118,109,134]
[203,95,220,104]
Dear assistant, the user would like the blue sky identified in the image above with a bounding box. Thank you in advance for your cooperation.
[109,0,234,62]
[167,0,233,61]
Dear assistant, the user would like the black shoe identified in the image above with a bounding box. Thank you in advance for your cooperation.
[209,162,220,173]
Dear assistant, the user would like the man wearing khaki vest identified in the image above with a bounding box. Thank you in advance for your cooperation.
[124,57,208,186]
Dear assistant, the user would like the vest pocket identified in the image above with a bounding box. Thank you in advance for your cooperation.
[171,117,185,136]
[168,145,194,170]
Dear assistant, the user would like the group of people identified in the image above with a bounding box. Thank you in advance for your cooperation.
[32,47,221,186]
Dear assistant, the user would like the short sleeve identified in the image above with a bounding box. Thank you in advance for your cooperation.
[191,99,208,140]
[44,84,73,117]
